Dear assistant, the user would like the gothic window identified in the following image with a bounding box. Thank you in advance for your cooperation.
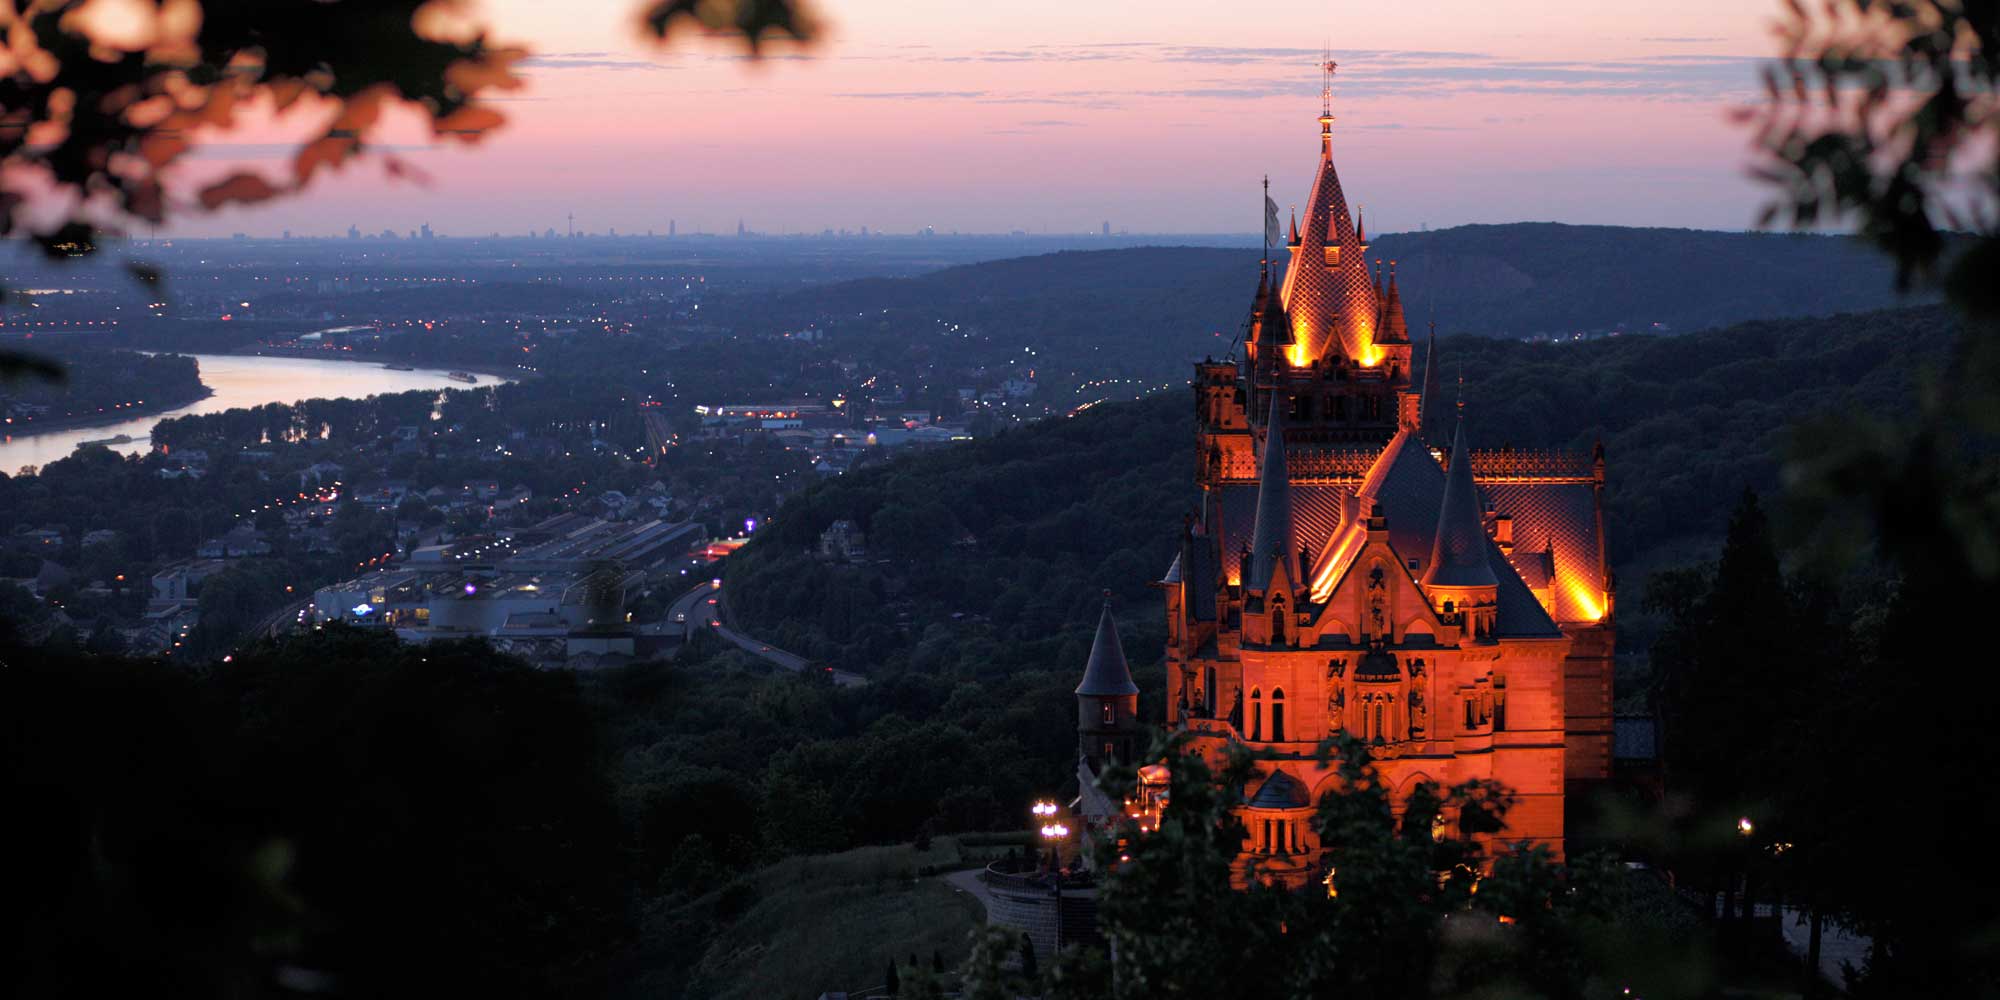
[1271,689,1287,742]
[1271,598,1287,644]
[1373,703,1385,742]
[1334,396,1349,421]
[1250,688,1263,741]
[1101,701,1116,725]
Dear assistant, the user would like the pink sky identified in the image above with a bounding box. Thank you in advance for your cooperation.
[176,0,1781,237]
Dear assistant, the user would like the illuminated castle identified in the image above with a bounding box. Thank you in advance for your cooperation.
[1077,62,1615,887]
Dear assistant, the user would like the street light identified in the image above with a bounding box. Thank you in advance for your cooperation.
[1036,808,1072,955]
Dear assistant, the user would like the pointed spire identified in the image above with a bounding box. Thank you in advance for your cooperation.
[1356,208,1367,246]
[1423,413,1498,589]
[1278,53,1373,367]
[1246,391,1297,593]
[1076,597,1138,696]
[1382,260,1409,343]
[1256,271,1292,352]
[1418,318,1439,436]
[1288,206,1299,246]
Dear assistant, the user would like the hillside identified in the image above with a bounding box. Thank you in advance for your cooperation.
[716,223,1924,365]
[727,302,1959,669]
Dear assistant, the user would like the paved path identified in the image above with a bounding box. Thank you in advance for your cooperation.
[945,868,994,919]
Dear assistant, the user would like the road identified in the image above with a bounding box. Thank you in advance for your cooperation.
[665,578,868,687]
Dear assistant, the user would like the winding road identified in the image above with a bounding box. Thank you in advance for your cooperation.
[665,579,868,687]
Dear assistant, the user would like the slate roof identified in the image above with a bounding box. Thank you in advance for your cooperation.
[1244,392,1297,593]
[1247,769,1310,809]
[1424,420,1499,589]
[1076,602,1139,696]
[1277,127,1377,365]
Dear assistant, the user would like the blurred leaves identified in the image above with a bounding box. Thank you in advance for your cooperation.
[1747,0,1997,312]
[641,0,815,53]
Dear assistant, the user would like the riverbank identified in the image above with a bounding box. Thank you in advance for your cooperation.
[2,384,213,440]
[231,345,538,382]
[0,353,496,471]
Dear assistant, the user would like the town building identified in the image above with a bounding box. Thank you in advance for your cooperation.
[1077,68,1614,888]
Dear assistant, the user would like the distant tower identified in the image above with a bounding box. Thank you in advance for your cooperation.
[567,212,574,238]
[1102,220,1111,237]
[1076,597,1140,771]
[669,219,677,238]
[737,218,747,237]
[347,224,359,240]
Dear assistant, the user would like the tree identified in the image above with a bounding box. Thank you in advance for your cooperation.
[1056,734,1654,1000]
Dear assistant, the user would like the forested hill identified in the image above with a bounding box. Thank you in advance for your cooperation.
[715,224,1923,363]
[727,302,1957,672]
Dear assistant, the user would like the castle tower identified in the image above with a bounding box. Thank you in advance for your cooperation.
[1076,599,1140,771]
[1151,57,1614,889]
[1423,415,1499,641]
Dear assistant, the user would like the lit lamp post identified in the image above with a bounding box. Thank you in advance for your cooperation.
[1031,800,1060,869]
[1036,807,1071,955]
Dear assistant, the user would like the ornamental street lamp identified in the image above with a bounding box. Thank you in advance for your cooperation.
[1038,815,1072,955]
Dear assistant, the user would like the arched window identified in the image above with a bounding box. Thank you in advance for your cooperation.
[1100,701,1116,725]
[1271,688,1287,742]
[1204,665,1216,716]
[1249,688,1263,741]
[1271,597,1286,644]
[1373,703,1385,742]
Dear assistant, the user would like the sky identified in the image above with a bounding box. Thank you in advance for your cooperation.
[173,0,1783,238]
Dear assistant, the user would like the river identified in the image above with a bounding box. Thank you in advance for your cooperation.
[0,354,505,473]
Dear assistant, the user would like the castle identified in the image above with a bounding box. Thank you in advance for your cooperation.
[1075,67,1614,888]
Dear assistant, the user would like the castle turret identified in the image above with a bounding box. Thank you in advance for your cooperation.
[1244,392,1303,645]
[1077,599,1140,770]
[1423,413,1499,640]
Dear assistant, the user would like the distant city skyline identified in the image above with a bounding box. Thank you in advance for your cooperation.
[165,0,1778,238]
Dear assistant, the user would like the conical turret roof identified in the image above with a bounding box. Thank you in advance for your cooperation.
[1277,109,1379,366]
[1245,391,1297,592]
[1381,264,1409,344]
[1076,600,1138,696]
[1423,416,1497,589]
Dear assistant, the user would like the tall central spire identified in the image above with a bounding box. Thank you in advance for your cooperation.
[1279,53,1379,369]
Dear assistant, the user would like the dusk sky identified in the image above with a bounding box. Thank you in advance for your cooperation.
[181,0,1779,238]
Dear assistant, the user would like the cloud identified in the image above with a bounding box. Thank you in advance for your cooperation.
[1642,36,1726,43]
[833,90,991,100]
[185,142,438,160]
[519,51,676,71]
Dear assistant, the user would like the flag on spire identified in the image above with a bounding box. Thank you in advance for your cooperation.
[1264,192,1283,252]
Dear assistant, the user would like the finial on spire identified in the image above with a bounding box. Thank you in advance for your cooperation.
[1456,363,1466,417]
[1319,49,1337,156]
